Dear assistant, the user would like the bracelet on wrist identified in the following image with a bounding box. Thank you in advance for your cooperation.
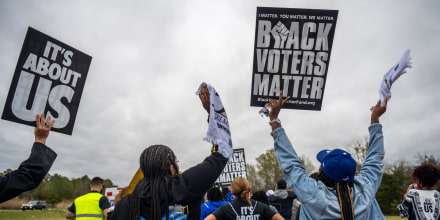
[269,118,281,125]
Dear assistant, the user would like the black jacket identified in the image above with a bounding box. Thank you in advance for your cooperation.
[268,190,297,220]
[110,152,228,220]
[0,142,57,203]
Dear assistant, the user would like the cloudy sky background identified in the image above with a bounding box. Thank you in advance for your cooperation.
[1,0,439,187]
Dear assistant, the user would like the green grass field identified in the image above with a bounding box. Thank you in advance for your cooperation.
[0,209,402,220]
[0,209,65,220]
[386,216,402,220]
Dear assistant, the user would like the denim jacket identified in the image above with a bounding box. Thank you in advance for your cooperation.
[271,123,386,219]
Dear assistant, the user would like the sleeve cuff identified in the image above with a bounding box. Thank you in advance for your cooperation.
[271,127,285,138]
[368,123,382,132]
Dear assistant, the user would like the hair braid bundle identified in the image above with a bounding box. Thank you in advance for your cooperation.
[319,172,355,220]
[129,145,176,220]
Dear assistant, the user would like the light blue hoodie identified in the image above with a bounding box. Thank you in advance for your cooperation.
[271,123,386,219]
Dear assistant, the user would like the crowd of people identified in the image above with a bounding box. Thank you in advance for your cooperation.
[1,84,440,220]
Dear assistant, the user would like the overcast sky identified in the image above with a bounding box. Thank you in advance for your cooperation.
[1,0,439,187]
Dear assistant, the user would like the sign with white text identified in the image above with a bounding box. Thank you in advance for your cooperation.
[251,7,338,110]
[216,148,247,187]
[2,27,92,135]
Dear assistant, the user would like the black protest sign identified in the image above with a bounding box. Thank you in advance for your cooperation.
[1,27,92,135]
[216,148,247,187]
[251,7,338,111]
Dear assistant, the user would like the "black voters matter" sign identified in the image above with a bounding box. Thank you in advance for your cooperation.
[251,7,338,111]
[2,27,92,135]
[216,148,247,187]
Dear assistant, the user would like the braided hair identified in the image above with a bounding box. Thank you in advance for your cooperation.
[129,145,178,220]
[318,172,355,220]
[230,177,252,206]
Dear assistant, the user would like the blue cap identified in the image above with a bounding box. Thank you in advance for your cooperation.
[316,149,356,183]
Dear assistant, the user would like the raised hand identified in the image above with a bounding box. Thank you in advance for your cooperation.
[266,90,290,121]
[35,113,55,144]
[370,97,387,124]
[198,83,210,114]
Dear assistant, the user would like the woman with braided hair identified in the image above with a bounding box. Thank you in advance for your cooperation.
[206,177,284,220]
[265,91,388,219]
[110,83,232,220]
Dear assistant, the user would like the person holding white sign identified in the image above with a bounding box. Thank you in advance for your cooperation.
[265,91,388,220]
[0,113,57,203]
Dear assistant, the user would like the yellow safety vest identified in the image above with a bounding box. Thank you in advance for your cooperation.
[74,192,105,220]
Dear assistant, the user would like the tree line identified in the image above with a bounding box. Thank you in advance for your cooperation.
[0,171,114,205]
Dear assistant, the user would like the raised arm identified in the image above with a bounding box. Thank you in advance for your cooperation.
[359,98,387,192]
[0,113,57,203]
[265,92,317,201]
[267,91,290,131]
[176,83,228,198]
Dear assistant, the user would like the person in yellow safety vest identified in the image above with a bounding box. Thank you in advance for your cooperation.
[66,177,111,219]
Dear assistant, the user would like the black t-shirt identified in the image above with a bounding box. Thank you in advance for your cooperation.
[212,199,276,220]
[68,191,111,213]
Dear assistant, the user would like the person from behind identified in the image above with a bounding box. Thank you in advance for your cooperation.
[0,113,57,203]
[206,177,284,220]
[266,91,388,219]
[66,177,111,219]
[268,179,297,219]
[397,163,440,219]
[251,189,279,214]
[110,83,233,220]
[200,186,229,220]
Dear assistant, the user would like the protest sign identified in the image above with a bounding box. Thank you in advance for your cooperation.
[2,27,92,135]
[251,7,338,110]
[216,148,247,187]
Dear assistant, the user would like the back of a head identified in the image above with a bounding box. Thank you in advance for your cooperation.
[140,145,177,179]
[130,144,178,220]
[251,190,268,204]
[412,163,440,188]
[276,179,287,189]
[90,177,103,187]
[207,186,223,202]
[317,149,356,220]
[230,177,252,206]
[317,149,356,183]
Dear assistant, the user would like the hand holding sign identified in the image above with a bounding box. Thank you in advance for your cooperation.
[370,97,387,124]
[265,91,290,131]
[198,83,210,113]
[35,113,54,144]
[196,82,233,161]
